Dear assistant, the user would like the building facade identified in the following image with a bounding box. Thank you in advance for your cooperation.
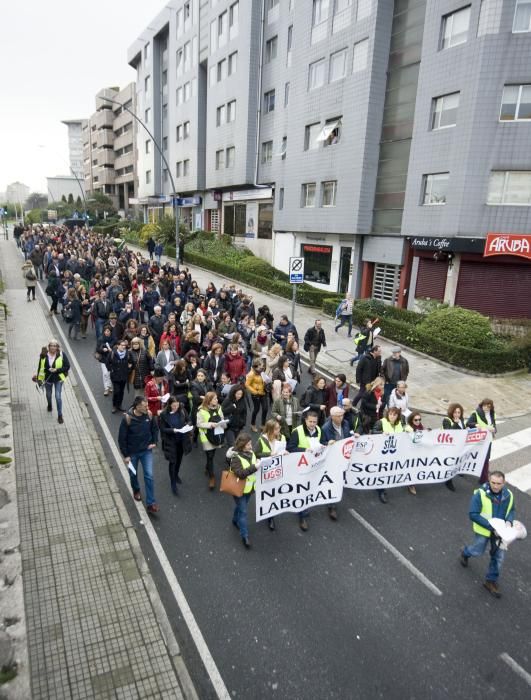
[5,181,30,205]
[128,0,531,318]
[82,84,138,213]
[61,119,86,181]
[46,176,84,204]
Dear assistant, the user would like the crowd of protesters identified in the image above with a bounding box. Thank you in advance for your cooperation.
[20,224,501,563]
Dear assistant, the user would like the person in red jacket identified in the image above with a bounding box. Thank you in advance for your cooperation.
[224,344,247,384]
[144,369,170,416]
[325,373,350,415]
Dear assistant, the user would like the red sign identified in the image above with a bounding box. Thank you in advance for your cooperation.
[303,245,332,254]
[484,233,531,260]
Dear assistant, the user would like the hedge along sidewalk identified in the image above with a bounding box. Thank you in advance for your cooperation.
[127,241,531,419]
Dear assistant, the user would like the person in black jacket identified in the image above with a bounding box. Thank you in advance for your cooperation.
[118,396,159,512]
[353,345,382,406]
[301,375,327,426]
[64,288,82,340]
[159,396,191,494]
[202,343,226,386]
[221,384,248,446]
[441,402,466,492]
[107,340,132,413]
[303,320,326,375]
[94,289,112,340]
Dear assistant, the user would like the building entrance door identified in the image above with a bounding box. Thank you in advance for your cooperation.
[338,247,352,294]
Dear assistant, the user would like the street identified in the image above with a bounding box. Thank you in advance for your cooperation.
[39,283,531,700]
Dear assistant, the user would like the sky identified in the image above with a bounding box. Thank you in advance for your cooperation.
[0,0,161,196]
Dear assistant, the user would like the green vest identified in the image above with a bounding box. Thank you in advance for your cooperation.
[293,424,322,449]
[381,418,404,434]
[471,410,495,429]
[472,488,514,537]
[238,452,257,494]
[353,332,366,346]
[258,436,272,456]
[197,407,223,443]
[38,354,66,382]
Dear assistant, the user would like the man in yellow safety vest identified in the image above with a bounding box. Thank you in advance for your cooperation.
[460,470,515,598]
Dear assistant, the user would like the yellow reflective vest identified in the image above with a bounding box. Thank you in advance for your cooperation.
[292,424,321,449]
[38,354,66,382]
[236,452,257,495]
[472,487,514,537]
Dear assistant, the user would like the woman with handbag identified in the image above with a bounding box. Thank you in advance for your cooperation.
[255,419,287,532]
[196,391,227,490]
[159,396,192,495]
[229,432,260,549]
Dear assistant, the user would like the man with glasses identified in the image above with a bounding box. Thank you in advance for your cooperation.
[460,471,515,598]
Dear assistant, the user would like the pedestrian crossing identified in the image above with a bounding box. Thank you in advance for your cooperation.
[489,426,531,494]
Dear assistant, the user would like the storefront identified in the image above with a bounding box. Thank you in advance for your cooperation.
[175,195,202,232]
[359,235,406,305]
[222,188,274,261]
[407,234,531,318]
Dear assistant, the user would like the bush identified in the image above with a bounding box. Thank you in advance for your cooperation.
[418,306,498,351]
[93,222,119,235]
[139,223,160,245]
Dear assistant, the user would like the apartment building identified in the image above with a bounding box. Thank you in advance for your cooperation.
[82,84,138,212]
[61,120,86,182]
[128,0,531,318]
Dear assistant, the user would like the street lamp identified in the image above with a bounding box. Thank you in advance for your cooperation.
[100,95,180,266]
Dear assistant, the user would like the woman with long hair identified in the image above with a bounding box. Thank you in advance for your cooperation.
[229,432,260,548]
[196,391,226,490]
[245,359,268,432]
[159,396,191,494]
[36,339,70,424]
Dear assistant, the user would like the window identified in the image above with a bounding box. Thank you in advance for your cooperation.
[487,171,531,205]
[321,180,337,206]
[287,25,293,65]
[352,38,369,72]
[218,10,228,48]
[216,104,226,126]
[373,263,400,303]
[184,41,191,72]
[145,140,151,155]
[513,0,531,31]
[305,122,321,150]
[217,58,227,81]
[268,0,280,23]
[176,124,182,141]
[162,136,168,151]
[184,1,191,28]
[261,140,273,164]
[284,82,290,106]
[176,48,183,75]
[258,202,273,239]
[146,170,152,184]
[301,243,332,285]
[301,183,316,207]
[336,0,353,13]
[500,85,531,121]
[163,168,168,183]
[229,1,239,38]
[145,75,150,93]
[209,65,217,86]
[431,92,460,129]
[216,149,224,169]
[144,44,150,60]
[162,103,168,119]
[264,89,276,113]
[329,48,347,82]
[318,117,342,146]
[308,58,326,90]
[176,8,183,36]
[184,82,191,101]
[162,70,167,87]
[228,51,238,75]
[280,136,287,159]
[313,0,330,26]
[279,187,284,210]
[422,173,449,205]
[176,161,182,178]
[183,159,190,176]
[227,99,236,122]
[440,6,471,49]
[224,203,246,236]
[210,19,217,53]
[226,146,235,167]
[356,0,371,20]
[184,121,190,138]
[176,86,183,105]
[266,35,278,62]
[145,108,151,123]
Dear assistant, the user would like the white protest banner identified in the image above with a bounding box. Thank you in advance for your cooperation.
[255,438,353,522]
[345,429,492,490]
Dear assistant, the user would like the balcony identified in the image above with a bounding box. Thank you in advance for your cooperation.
[96,129,114,148]
[98,149,115,166]
[96,87,119,111]
[114,151,134,172]
[113,110,133,132]
[96,168,116,186]
[94,109,114,130]
[114,131,133,152]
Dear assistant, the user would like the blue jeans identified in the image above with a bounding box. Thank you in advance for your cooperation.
[45,381,64,416]
[335,315,353,335]
[95,317,106,341]
[383,382,396,407]
[464,533,505,582]
[232,493,252,539]
[129,449,155,506]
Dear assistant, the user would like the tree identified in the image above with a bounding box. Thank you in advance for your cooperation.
[85,191,117,221]
[61,195,67,203]
[67,193,74,204]
[76,196,82,207]
[25,192,48,210]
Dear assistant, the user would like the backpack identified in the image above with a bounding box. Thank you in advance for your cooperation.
[205,409,224,446]
[25,270,37,281]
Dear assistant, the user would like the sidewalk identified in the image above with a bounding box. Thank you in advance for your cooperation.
[0,240,197,698]
[139,243,531,419]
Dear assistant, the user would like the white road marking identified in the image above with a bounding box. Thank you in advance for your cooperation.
[491,428,531,461]
[349,508,443,597]
[505,463,531,493]
[38,284,231,700]
[500,653,531,687]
